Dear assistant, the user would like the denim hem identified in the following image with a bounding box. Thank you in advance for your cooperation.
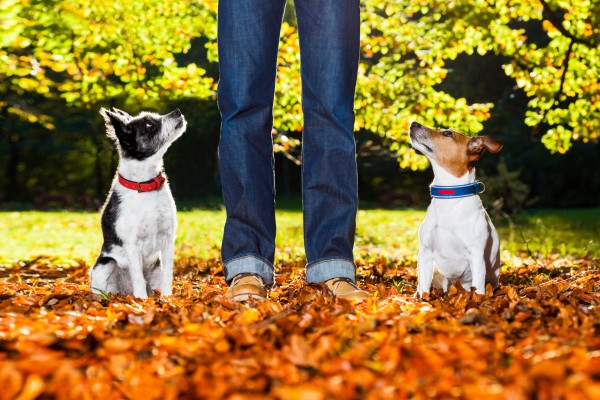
[305,257,356,283]
[223,254,275,286]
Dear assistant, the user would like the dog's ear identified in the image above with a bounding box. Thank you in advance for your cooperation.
[468,136,503,155]
[100,108,130,143]
[111,108,132,121]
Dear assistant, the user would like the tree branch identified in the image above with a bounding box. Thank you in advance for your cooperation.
[532,39,574,139]
[538,0,597,48]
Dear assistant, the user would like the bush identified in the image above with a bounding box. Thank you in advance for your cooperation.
[479,159,536,215]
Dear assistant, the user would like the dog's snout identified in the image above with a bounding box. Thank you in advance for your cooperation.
[410,121,422,129]
[165,108,182,119]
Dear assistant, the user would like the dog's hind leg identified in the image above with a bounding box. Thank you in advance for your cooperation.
[114,265,134,295]
[485,228,501,289]
[431,265,449,292]
[90,256,119,294]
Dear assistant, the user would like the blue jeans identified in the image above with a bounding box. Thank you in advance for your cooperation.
[217,0,360,285]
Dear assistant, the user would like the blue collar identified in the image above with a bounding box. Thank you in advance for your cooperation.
[430,182,485,199]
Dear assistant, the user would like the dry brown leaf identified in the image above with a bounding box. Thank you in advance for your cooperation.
[0,257,598,399]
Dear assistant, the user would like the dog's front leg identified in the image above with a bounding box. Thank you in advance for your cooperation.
[126,249,148,299]
[416,247,435,297]
[158,239,174,296]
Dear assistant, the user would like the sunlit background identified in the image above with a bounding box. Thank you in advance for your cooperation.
[1,0,598,210]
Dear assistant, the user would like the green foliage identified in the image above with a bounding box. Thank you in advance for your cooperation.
[1,0,598,170]
[276,0,599,166]
[0,0,219,203]
[504,0,600,153]
[0,0,216,111]
[356,1,494,169]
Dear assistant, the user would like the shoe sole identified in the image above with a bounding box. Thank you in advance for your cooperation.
[230,294,266,302]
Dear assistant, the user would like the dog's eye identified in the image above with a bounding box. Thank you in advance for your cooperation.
[441,130,453,138]
[145,122,154,129]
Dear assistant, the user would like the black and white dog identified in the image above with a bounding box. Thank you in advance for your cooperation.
[90,108,186,298]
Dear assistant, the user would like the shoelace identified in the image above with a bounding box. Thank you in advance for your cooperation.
[328,277,361,292]
[232,272,265,285]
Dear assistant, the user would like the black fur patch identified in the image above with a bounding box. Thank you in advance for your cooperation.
[102,111,163,161]
[100,190,123,253]
[96,256,115,265]
[118,116,164,160]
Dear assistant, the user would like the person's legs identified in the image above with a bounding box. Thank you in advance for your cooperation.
[294,0,361,283]
[217,0,287,286]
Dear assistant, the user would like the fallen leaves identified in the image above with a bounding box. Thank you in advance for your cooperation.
[0,256,599,399]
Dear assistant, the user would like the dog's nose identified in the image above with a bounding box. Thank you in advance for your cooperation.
[410,121,421,129]
[172,108,181,117]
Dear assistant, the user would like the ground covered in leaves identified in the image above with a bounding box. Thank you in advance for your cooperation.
[1,255,599,399]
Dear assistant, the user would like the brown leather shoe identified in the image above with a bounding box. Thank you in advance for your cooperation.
[225,273,267,301]
[324,277,369,301]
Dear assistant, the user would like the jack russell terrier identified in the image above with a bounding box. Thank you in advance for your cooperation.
[409,122,502,295]
[90,108,186,298]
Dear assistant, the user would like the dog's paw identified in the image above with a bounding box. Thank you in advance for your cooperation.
[133,290,149,299]
[157,283,173,297]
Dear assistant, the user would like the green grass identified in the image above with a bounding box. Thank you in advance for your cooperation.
[496,208,600,260]
[0,208,598,264]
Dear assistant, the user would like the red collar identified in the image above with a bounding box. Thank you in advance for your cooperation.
[118,172,166,192]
